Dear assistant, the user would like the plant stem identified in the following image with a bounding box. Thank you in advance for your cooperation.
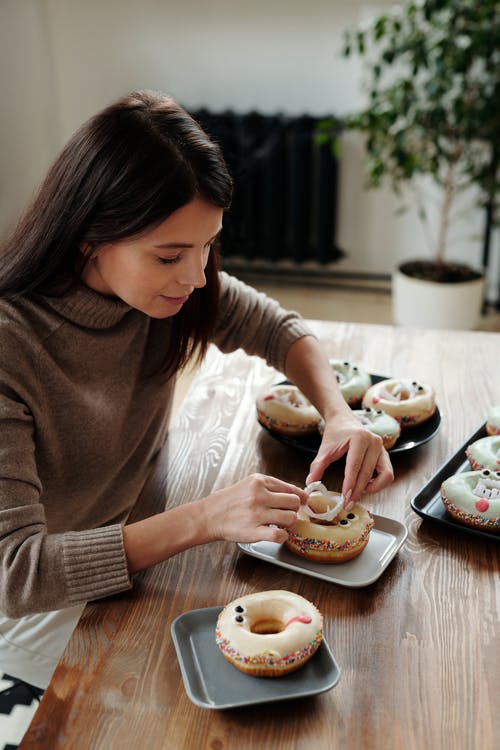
[436,145,461,267]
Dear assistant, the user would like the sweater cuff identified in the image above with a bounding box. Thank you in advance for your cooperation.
[63,524,132,605]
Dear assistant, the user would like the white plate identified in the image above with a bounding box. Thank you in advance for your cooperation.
[238,514,407,588]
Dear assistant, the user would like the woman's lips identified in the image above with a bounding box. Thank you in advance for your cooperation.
[160,294,190,305]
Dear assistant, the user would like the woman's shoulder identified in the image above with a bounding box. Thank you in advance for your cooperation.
[0,294,56,361]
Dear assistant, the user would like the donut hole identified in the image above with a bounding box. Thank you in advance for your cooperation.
[396,389,410,401]
[251,618,284,635]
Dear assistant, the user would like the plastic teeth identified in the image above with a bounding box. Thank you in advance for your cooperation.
[474,476,500,499]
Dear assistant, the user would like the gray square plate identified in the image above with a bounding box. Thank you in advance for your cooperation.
[171,606,341,709]
[238,514,407,588]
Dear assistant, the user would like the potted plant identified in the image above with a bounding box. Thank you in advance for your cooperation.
[341,0,500,329]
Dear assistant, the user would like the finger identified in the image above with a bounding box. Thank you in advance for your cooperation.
[256,525,289,544]
[344,440,391,502]
[342,441,371,504]
[344,447,389,504]
[362,453,394,494]
[264,492,301,513]
[263,508,299,528]
[306,444,346,485]
[260,476,309,503]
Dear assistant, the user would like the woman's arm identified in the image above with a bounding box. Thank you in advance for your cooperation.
[122,474,308,573]
[284,335,394,505]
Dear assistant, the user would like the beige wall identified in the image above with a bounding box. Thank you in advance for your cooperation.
[1,0,497,299]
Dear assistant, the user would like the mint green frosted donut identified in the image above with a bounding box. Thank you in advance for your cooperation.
[486,405,500,435]
[440,469,500,531]
[329,359,371,406]
[351,408,401,449]
[466,435,500,471]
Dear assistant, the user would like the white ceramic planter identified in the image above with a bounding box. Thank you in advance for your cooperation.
[392,267,485,330]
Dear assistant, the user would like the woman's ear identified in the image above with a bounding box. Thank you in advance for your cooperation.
[80,242,97,259]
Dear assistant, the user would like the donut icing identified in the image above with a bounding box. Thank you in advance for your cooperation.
[285,482,374,563]
[215,590,323,677]
[466,435,500,471]
[362,378,435,426]
[486,405,500,436]
[440,469,500,532]
[329,359,371,406]
[256,384,321,436]
[352,407,401,449]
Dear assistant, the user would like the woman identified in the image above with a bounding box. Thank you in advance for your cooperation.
[0,90,393,688]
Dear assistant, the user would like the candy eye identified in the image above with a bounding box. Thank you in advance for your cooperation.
[364,407,373,413]
[343,361,349,366]
[376,409,383,415]
[353,366,358,371]
[482,470,491,477]
[412,381,417,386]
[417,385,424,391]
[234,605,245,614]
[234,615,245,624]
[339,519,350,526]
[346,512,358,520]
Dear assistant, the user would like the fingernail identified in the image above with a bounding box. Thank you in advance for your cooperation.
[344,489,353,510]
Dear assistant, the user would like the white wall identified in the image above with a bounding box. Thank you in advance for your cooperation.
[1,0,498,301]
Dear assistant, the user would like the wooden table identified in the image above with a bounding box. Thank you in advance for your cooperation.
[21,321,500,750]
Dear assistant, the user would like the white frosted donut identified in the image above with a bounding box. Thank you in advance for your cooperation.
[352,407,401,449]
[486,405,500,436]
[256,384,321,436]
[440,469,500,532]
[362,377,435,427]
[215,590,323,677]
[466,436,500,471]
[285,482,374,563]
[329,359,371,406]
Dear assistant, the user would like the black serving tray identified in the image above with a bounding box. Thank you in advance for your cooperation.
[410,422,499,542]
[260,375,441,456]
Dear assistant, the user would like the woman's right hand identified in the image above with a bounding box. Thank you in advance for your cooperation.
[123,473,308,573]
[196,473,309,545]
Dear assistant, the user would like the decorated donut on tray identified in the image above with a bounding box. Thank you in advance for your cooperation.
[352,407,401,450]
[285,482,374,563]
[215,590,323,677]
[466,435,500,472]
[486,405,500,436]
[440,469,500,532]
[255,384,321,437]
[362,378,436,427]
[329,359,371,407]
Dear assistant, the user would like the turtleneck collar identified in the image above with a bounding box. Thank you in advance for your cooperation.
[39,283,133,330]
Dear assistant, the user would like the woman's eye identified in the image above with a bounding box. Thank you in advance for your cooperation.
[157,256,180,265]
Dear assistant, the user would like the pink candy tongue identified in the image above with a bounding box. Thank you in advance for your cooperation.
[286,615,312,626]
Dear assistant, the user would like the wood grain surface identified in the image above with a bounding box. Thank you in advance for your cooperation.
[20,321,500,750]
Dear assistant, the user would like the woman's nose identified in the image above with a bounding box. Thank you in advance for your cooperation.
[179,250,207,289]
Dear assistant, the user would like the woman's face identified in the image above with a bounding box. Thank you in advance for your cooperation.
[82,197,223,318]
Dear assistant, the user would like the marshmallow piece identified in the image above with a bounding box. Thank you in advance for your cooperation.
[303,482,343,521]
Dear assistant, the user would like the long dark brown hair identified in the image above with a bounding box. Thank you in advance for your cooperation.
[0,90,233,375]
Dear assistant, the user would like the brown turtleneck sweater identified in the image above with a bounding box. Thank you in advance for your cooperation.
[0,271,311,618]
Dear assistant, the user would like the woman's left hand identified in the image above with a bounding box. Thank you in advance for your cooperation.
[305,413,394,509]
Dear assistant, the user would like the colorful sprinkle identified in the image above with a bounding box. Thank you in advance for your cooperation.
[215,629,323,667]
[288,516,374,553]
[442,497,500,528]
